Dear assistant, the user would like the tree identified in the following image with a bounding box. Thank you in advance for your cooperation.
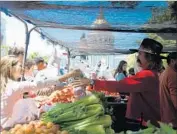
[149,1,176,24]
[42,55,49,62]
[28,52,40,60]
[148,33,176,47]
[1,45,9,56]
[147,1,176,48]
[126,53,137,70]
[28,52,49,62]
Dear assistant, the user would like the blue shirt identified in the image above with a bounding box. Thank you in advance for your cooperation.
[115,73,126,81]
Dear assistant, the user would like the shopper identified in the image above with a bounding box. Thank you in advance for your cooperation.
[24,59,36,81]
[160,52,177,129]
[0,55,82,129]
[128,68,135,77]
[94,60,102,77]
[71,38,165,126]
[114,60,127,81]
[33,57,46,76]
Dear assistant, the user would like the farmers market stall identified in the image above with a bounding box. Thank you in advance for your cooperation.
[0,1,177,134]
[1,88,116,134]
[1,84,176,134]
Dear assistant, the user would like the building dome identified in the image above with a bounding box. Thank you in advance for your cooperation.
[92,8,110,29]
[87,8,114,48]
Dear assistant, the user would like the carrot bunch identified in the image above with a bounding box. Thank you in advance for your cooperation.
[86,86,120,97]
[47,87,75,104]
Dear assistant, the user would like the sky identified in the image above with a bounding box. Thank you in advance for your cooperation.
[41,28,147,49]
[1,11,147,57]
[1,12,57,56]
[0,1,172,69]
[1,1,169,54]
[16,1,168,50]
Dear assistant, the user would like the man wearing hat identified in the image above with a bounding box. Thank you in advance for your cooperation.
[160,52,177,129]
[71,38,164,127]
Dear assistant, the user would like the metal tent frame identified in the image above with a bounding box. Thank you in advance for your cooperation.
[0,1,176,73]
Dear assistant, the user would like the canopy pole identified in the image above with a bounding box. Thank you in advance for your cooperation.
[20,26,38,80]
[7,12,29,80]
[67,48,70,73]
[5,11,34,80]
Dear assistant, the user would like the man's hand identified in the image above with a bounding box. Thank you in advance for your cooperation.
[71,69,83,78]
[58,69,83,82]
[68,78,91,88]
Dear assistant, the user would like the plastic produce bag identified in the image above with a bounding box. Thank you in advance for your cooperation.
[73,86,86,100]
[4,98,40,128]
[71,60,92,78]
[97,69,115,80]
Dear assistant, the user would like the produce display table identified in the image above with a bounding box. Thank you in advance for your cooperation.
[107,101,147,133]
[107,102,127,133]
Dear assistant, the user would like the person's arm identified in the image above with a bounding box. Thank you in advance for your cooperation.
[13,69,82,92]
[168,74,177,110]
[33,67,39,77]
[94,70,156,93]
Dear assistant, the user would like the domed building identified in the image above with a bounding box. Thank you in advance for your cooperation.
[79,8,115,48]
[86,8,115,48]
[91,8,110,29]
[78,8,118,69]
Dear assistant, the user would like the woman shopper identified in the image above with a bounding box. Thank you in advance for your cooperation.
[114,60,128,81]
[0,55,82,129]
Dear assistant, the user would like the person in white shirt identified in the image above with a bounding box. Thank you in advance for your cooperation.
[0,55,82,129]
[24,59,36,81]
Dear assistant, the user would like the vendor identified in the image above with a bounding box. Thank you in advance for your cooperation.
[160,52,177,129]
[71,38,165,126]
[0,55,82,129]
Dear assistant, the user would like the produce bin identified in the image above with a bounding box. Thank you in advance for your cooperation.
[106,96,146,133]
